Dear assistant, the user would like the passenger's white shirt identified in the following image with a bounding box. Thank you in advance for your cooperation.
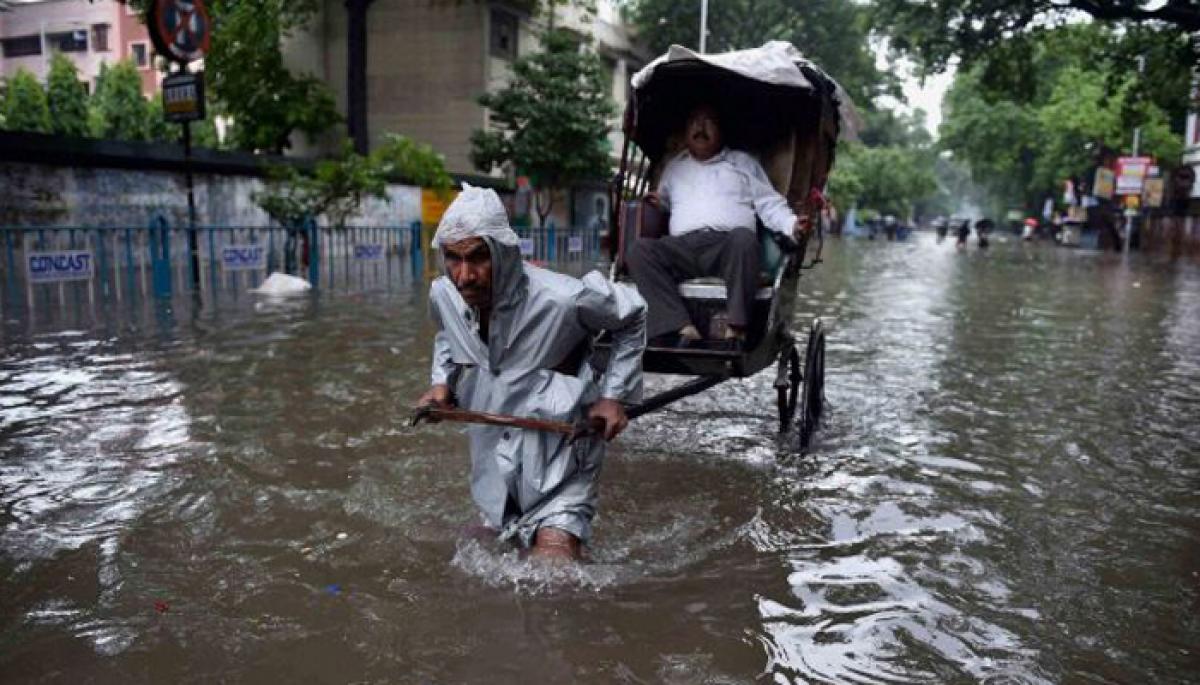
[657,148,797,237]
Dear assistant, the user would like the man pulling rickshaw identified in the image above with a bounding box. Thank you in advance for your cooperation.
[415,41,854,563]
[416,185,646,562]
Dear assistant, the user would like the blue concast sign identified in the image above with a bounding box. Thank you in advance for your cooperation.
[354,244,384,261]
[27,251,94,283]
[222,245,265,271]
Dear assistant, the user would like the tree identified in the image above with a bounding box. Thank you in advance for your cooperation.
[254,146,385,230]
[827,141,938,219]
[203,0,341,153]
[144,98,179,144]
[1,69,52,134]
[873,0,1199,77]
[372,133,454,194]
[252,134,451,228]
[126,0,341,152]
[90,60,149,141]
[46,54,90,138]
[630,0,897,106]
[938,25,1186,216]
[471,28,615,226]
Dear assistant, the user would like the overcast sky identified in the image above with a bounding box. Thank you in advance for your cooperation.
[873,35,957,137]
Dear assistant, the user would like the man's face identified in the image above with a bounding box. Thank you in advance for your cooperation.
[443,237,492,308]
[684,106,722,161]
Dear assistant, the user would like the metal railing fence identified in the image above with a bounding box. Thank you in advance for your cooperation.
[0,218,606,318]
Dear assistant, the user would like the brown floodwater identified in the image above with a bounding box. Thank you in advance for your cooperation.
[1,233,1198,683]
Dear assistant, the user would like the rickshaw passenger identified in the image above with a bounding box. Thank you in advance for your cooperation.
[627,104,807,346]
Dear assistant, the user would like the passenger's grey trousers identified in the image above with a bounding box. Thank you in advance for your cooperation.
[626,227,759,339]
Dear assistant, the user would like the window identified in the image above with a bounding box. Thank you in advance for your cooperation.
[48,30,88,53]
[130,42,149,68]
[1,35,43,58]
[92,24,110,52]
[490,8,518,60]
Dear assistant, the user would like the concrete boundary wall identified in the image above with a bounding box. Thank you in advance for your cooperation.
[0,132,434,228]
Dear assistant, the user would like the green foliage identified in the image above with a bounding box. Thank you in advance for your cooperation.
[253,141,389,229]
[939,24,1187,215]
[203,0,341,152]
[828,141,938,218]
[372,134,453,194]
[90,60,149,141]
[122,0,338,151]
[144,98,179,143]
[470,28,614,224]
[872,0,1200,77]
[1,69,52,134]
[629,0,897,106]
[46,54,90,138]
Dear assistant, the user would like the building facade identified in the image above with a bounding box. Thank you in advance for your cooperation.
[0,0,161,96]
[292,0,648,176]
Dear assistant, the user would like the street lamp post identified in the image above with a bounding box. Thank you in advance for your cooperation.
[1124,54,1147,254]
[699,0,708,53]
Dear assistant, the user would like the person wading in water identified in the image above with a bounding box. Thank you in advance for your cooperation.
[416,185,647,562]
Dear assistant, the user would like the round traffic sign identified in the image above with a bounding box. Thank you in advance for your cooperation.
[149,0,211,64]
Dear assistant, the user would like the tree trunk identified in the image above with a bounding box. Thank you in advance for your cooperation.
[345,0,374,155]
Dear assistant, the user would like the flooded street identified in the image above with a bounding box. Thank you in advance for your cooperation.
[2,233,1198,683]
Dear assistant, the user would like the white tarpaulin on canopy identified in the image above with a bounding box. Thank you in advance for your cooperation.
[631,41,814,90]
[630,40,861,140]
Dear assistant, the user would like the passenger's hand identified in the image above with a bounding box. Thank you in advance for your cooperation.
[588,398,629,441]
[793,215,813,240]
[416,384,454,421]
[644,191,662,208]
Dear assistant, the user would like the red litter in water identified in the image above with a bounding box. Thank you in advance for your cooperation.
[154,600,170,614]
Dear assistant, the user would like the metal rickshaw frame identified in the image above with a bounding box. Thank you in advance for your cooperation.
[595,43,852,449]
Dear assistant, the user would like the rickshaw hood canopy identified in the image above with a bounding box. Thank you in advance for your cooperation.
[630,41,861,144]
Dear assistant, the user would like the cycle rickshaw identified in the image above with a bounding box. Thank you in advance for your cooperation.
[597,41,857,450]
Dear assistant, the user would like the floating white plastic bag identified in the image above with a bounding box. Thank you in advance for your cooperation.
[252,272,312,296]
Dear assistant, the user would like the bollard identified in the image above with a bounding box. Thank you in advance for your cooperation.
[547,223,556,262]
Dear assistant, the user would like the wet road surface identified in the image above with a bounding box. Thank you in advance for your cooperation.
[2,233,1198,683]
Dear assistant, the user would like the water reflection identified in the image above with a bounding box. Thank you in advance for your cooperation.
[1,236,1198,682]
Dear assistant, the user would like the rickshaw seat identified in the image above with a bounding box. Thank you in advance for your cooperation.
[677,226,780,301]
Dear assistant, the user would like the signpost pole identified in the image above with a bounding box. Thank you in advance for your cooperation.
[148,0,210,291]
[182,69,200,290]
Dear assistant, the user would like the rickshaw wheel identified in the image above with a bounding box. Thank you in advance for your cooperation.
[797,320,826,451]
[774,340,801,433]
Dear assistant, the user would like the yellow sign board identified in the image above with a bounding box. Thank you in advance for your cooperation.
[1093,167,1115,200]
[421,188,458,226]
[1143,178,1164,208]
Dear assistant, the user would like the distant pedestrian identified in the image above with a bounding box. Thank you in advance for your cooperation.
[955,218,970,249]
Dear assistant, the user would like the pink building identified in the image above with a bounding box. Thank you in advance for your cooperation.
[0,0,160,96]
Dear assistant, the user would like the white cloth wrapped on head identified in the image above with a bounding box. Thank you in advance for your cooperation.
[431,183,520,248]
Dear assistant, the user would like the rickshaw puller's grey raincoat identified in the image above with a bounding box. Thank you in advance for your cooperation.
[429,209,646,548]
